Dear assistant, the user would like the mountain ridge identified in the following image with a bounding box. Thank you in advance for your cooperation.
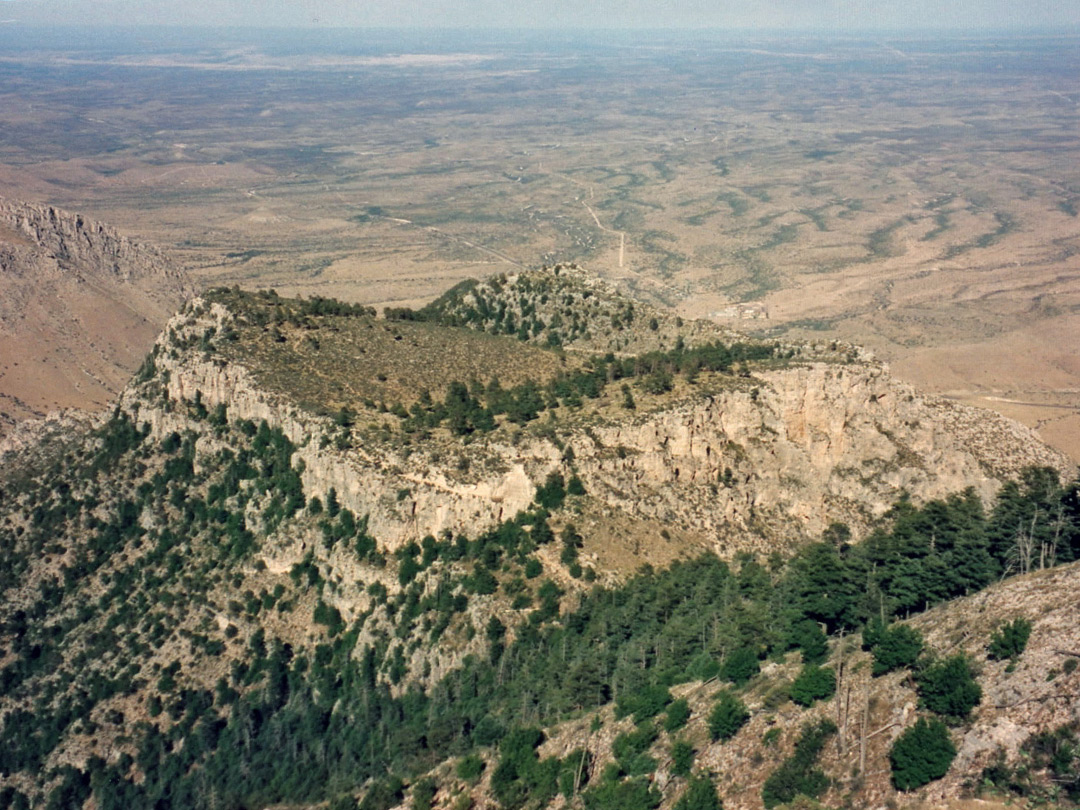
[113,280,1071,558]
[0,197,194,437]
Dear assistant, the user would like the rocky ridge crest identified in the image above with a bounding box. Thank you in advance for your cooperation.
[122,285,1072,568]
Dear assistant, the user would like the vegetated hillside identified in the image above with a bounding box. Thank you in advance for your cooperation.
[0,272,1077,810]
[411,265,741,357]
[0,197,194,437]
[204,286,587,414]
[412,555,1080,810]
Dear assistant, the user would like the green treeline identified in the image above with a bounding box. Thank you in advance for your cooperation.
[205,286,377,325]
[386,338,780,436]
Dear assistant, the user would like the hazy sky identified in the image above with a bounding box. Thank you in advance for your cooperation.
[0,0,1077,31]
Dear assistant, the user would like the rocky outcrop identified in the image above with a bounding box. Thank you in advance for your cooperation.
[569,362,1072,554]
[0,197,192,324]
[0,407,104,462]
[123,298,1074,565]
[0,197,194,436]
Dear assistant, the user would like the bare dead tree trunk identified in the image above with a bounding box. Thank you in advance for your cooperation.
[859,677,870,776]
[836,628,846,755]
[843,682,852,759]
[1023,512,1039,574]
[574,742,589,796]
[1048,507,1064,570]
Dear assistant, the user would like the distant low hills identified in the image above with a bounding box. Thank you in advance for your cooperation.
[0,198,193,438]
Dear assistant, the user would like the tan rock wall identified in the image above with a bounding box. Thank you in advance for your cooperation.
[123,300,1074,564]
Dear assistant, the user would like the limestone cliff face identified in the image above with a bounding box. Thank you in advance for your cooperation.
[0,198,191,325]
[567,362,1072,555]
[123,302,539,553]
[0,197,193,435]
[122,299,1073,568]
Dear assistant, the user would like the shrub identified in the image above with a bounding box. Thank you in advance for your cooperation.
[567,475,586,496]
[582,775,660,810]
[671,739,694,777]
[916,655,981,720]
[559,749,590,798]
[472,716,504,747]
[467,564,498,595]
[890,717,956,790]
[535,472,567,510]
[871,624,924,675]
[720,646,760,686]
[1023,723,1080,801]
[708,690,749,741]
[398,556,422,586]
[790,665,835,708]
[613,724,659,776]
[673,775,721,810]
[641,370,673,395]
[988,618,1032,661]
[491,728,547,810]
[359,776,404,810]
[411,777,437,810]
[664,698,691,732]
[455,760,486,781]
[617,683,672,723]
[329,795,357,810]
[761,720,836,809]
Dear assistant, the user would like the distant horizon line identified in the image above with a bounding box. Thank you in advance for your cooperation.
[1,23,1078,36]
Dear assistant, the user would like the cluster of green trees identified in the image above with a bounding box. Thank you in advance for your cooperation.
[488,727,587,809]
[381,337,781,437]
[399,274,596,348]
[875,618,991,789]
[784,468,1079,631]
[206,287,376,328]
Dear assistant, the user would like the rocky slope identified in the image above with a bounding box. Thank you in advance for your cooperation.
[0,197,193,437]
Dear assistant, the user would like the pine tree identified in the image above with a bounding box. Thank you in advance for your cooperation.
[790,664,836,707]
[871,624,923,675]
[890,717,956,790]
[674,776,722,810]
[708,690,749,741]
[916,655,981,720]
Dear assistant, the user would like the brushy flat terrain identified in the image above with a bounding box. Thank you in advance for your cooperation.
[206,287,582,414]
